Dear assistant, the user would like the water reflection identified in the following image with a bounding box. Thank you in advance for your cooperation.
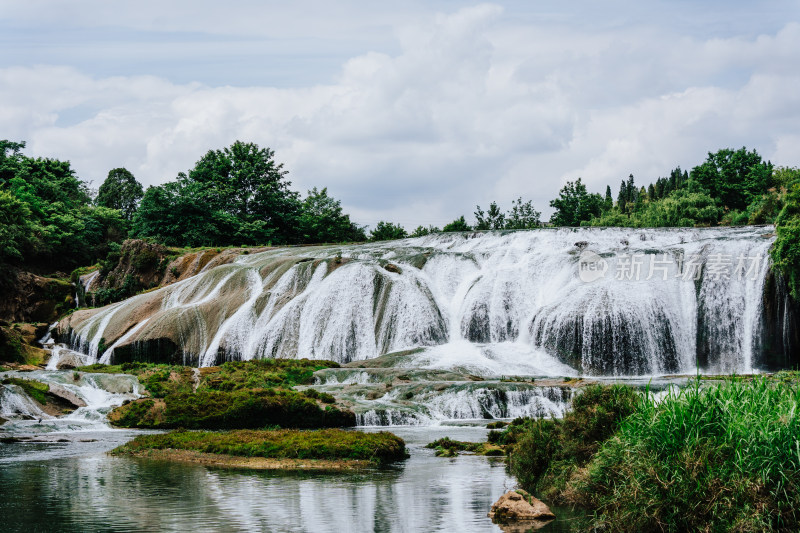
[0,427,578,532]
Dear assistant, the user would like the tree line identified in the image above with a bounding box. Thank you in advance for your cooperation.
[1,139,798,297]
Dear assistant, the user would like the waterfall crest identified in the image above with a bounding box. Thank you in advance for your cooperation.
[58,227,792,376]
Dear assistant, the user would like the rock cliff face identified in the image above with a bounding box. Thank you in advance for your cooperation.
[56,228,797,375]
[0,270,72,324]
[81,239,270,307]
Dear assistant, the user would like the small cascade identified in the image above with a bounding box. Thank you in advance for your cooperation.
[349,383,573,426]
[0,383,52,421]
[59,226,791,376]
[0,370,140,434]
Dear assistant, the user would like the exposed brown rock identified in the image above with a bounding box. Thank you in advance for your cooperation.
[47,384,87,409]
[0,270,72,323]
[488,490,555,525]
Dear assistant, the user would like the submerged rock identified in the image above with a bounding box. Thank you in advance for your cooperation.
[488,490,555,524]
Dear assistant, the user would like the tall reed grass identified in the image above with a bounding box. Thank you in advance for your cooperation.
[577,377,800,531]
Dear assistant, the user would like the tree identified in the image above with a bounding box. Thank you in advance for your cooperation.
[474,201,505,230]
[410,225,440,237]
[0,189,34,264]
[549,178,603,226]
[369,221,407,241]
[506,197,541,229]
[187,141,300,242]
[96,167,144,220]
[297,187,366,243]
[691,148,773,211]
[0,139,126,272]
[442,215,472,232]
[603,186,614,212]
[132,141,302,246]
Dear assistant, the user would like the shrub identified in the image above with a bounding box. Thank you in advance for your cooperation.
[575,378,800,532]
[114,428,407,464]
[505,384,639,500]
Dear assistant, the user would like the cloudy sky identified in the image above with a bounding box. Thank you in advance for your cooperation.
[2,1,799,228]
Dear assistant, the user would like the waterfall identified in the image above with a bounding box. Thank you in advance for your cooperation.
[59,226,789,376]
[0,370,140,433]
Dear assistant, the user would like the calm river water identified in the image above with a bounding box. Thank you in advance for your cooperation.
[0,425,580,532]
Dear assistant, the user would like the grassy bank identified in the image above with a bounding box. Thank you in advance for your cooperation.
[504,377,800,531]
[112,428,407,466]
[573,378,800,532]
[80,359,354,430]
[1,376,51,404]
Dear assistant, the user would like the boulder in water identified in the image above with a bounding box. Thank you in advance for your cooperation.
[488,490,555,524]
[47,384,87,409]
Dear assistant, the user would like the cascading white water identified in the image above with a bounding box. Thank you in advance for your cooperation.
[0,370,140,433]
[351,384,573,426]
[61,227,781,376]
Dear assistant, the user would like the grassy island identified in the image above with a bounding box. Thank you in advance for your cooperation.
[497,375,800,532]
[112,428,407,470]
[78,359,354,430]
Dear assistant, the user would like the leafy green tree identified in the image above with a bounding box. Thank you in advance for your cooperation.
[506,197,541,229]
[442,215,472,232]
[691,148,773,211]
[96,167,144,220]
[369,221,407,241]
[187,141,300,242]
[474,201,505,230]
[638,186,721,227]
[132,182,235,247]
[0,189,34,263]
[772,169,800,298]
[132,141,301,246]
[603,186,614,212]
[297,187,366,243]
[410,225,440,237]
[0,139,126,272]
[549,178,603,226]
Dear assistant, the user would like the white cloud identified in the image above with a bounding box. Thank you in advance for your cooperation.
[1,3,799,227]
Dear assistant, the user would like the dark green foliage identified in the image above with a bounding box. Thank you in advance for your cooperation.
[771,168,800,298]
[202,359,340,390]
[549,178,604,226]
[0,140,127,275]
[114,428,407,464]
[475,201,505,230]
[297,187,366,243]
[441,215,471,232]
[425,436,503,457]
[410,225,440,237]
[113,398,155,427]
[1,377,50,405]
[303,387,336,403]
[369,221,407,241]
[96,168,144,220]
[113,388,354,429]
[505,385,639,499]
[505,197,541,229]
[576,378,800,532]
[131,141,301,247]
[692,147,774,211]
[94,359,353,430]
[475,198,541,230]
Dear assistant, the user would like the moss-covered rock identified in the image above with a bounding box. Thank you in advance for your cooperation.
[112,428,407,465]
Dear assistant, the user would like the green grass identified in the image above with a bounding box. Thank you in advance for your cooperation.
[96,359,354,430]
[425,436,504,457]
[572,378,800,532]
[504,384,639,503]
[112,428,407,464]
[1,377,50,404]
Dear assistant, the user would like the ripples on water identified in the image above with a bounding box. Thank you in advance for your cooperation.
[0,426,581,532]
